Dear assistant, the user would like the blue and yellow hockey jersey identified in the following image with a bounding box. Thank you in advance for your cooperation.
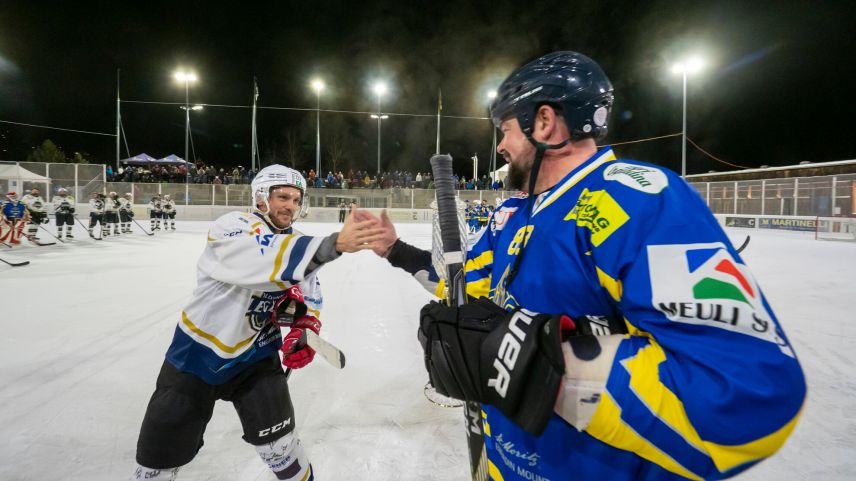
[462,147,805,480]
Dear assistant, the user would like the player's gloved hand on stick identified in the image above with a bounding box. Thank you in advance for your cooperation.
[272,284,320,369]
[279,315,321,369]
[418,298,568,436]
[272,285,308,327]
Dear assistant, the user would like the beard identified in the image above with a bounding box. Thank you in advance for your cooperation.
[506,153,534,191]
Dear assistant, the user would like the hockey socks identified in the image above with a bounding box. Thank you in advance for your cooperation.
[254,432,313,481]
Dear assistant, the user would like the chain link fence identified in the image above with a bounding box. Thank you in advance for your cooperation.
[6,160,853,219]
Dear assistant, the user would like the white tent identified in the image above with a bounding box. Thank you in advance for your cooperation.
[490,163,509,184]
[0,163,51,195]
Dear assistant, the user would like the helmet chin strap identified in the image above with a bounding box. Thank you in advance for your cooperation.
[256,197,291,233]
[504,135,571,291]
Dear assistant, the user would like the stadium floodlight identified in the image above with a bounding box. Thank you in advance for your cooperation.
[174,70,199,182]
[671,56,705,177]
[310,78,325,176]
[373,82,388,175]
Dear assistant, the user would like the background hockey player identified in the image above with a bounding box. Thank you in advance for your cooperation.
[104,192,122,236]
[88,192,105,238]
[148,194,163,231]
[52,188,75,239]
[20,188,48,240]
[359,51,806,480]
[119,192,134,233]
[1,192,28,245]
[162,194,176,230]
[130,165,385,481]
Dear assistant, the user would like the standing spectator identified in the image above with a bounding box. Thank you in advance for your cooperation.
[338,199,347,223]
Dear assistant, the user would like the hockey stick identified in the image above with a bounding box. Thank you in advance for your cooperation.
[76,217,102,240]
[39,224,66,243]
[0,255,29,267]
[736,235,751,254]
[1,241,10,248]
[430,153,489,481]
[27,237,56,247]
[132,218,155,236]
[304,330,346,369]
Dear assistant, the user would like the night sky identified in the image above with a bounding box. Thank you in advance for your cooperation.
[1,0,853,178]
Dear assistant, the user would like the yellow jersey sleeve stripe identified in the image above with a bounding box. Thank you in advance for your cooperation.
[181,311,257,354]
[269,234,294,291]
[701,402,805,472]
[466,278,491,299]
[586,391,704,481]
[488,460,505,480]
[622,342,707,451]
[596,265,623,302]
[465,250,494,272]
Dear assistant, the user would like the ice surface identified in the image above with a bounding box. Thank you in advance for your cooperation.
[0,221,854,480]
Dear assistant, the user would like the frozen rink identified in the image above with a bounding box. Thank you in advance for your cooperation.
[1,219,855,480]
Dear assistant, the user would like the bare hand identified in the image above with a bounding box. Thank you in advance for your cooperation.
[351,208,398,256]
[336,204,386,253]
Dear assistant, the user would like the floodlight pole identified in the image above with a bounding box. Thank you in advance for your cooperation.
[116,69,121,171]
[680,69,688,178]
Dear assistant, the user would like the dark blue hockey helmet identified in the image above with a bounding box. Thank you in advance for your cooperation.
[490,51,614,142]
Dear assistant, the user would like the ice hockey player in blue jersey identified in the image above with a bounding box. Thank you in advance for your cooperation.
[130,165,384,481]
[363,51,806,480]
[1,192,28,245]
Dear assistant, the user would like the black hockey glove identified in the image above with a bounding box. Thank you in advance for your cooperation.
[418,298,567,436]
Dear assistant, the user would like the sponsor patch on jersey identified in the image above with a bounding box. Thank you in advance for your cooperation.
[564,188,629,247]
[491,206,517,232]
[648,243,792,354]
[603,163,668,194]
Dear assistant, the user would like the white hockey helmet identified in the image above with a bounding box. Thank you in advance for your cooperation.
[109,191,118,198]
[58,188,68,195]
[163,194,171,201]
[251,165,307,221]
[125,192,132,199]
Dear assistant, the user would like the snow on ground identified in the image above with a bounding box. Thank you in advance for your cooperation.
[0,220,854,480]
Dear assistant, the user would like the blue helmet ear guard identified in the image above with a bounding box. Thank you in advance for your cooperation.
[490,51,614,142]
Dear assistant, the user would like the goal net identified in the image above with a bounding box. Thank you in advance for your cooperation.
[815,217,856,241]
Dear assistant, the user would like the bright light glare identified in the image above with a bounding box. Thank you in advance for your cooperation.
[373,82,388,97]
[487,90,497,99]
[311,79,325,93]
[672,57,705,75]
[174,71,198,83]
[370,114,389,119]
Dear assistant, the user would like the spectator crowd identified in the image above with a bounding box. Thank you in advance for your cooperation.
[107,162,505,191]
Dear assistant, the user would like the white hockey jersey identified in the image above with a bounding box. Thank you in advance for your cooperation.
[149,199,163,213]
[21,194,47,213]
[52,195,76,213]
[89,198,105,213]
[119,197,133,212]
[104,197,121,213]
[162,199,176,213]
[165,211,331,384]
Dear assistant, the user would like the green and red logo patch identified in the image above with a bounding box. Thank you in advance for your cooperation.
[648,242,784,348]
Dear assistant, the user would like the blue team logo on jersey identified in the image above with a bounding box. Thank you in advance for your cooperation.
[253,228,274,254]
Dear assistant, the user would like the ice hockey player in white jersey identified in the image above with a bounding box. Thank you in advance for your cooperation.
[148,194,163,231]
[119,193,134,233]
[52,188,75,239]
[88,192,106,238]
[104,192,122,236]
[130,165,385,481]
[162,194,176,230]
[20,187,48,240]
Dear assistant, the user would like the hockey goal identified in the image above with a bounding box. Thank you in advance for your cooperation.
[815,216,856,241]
